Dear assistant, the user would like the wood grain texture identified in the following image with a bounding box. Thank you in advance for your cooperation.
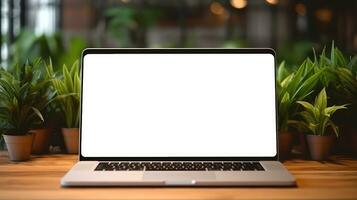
[0,152,357,200]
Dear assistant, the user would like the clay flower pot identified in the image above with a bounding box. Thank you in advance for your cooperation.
[62,128,79,154]
[30,128,50,154]
[278,131,294,160]
[3,134,33,161]
[307,135,334,161]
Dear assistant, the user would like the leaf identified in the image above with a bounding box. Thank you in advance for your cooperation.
[287,60,308,92]
[324,105,347,117]
[297,101,314,111]
[292,68,324,101]
[70,60,79,77]
[318,115,330,136]
[74,72,80,94]
[315,88,327,110]
[327,120,339,137]
[312,47,317,64]
[63,64,73,93]
[280,74,294,89]
[45,58,55,78]
[297,101,320,126]
[348,55,357,72]
[31,107,44,122]
[307,122,318,135]
[277,61,287,83]
[278,92,290,131]
[330,41,335,67]
[334,48,347,67]
[0,79,19,100]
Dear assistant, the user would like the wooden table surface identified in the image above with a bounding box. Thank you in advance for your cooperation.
[0,152,357,200]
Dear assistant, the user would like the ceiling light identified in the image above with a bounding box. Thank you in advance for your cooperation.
[266,0,278,5]
[230,0,247,9]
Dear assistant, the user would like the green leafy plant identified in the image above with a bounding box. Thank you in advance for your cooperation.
[328,45,357,104]
[277,59,324,132]
[0,59,54,135]
[105,7,161,47]
[297,88,347,137]
[7,30,86,70]
[312,42,357,129]
[47,60,80,128]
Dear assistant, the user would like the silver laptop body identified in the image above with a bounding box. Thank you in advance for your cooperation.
[61,48,296,187]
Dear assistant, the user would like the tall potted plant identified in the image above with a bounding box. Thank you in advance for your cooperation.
[330,50,357,156]
[297,88,347,160]
[47,60,80,154]
[277,60,323,159]
[315,44,357,155]
[0,63,48,161]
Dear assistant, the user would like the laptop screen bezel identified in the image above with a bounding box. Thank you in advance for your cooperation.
[79,48,279,161]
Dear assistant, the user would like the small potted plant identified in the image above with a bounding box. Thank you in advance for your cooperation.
[47,60,80,154]
[0,63,47,161]
[297,88,347,161]
[27,59,56,154]
[277,60,323,160]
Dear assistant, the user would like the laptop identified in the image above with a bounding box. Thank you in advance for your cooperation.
[61,48,296,186]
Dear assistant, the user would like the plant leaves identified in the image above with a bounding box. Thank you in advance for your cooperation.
[31,107,44,122]
[297,101,314,111]
[315,88,327,111]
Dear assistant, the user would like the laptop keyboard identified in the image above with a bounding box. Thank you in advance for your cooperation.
[94,161,265,171]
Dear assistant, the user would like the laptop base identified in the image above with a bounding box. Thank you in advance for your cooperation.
[61,161,296,187]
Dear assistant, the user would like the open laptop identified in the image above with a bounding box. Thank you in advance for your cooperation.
[61,48,296,186]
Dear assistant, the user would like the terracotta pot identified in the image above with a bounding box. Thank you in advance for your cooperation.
[3,134,33,161]
[62,128,79,154]
[307,135,334,161]
[30,128,50,154]
[278,131,294,160]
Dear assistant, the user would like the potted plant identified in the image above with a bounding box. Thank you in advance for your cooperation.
[297,88,347,160]
[47,60,80,154]
[26,59,56,154]
[315,43,357,156]
[277,60,323,160]
[0,63,48,161]
[331,51,357,156]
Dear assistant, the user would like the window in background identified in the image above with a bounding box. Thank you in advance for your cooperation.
[0,1,7,65]
[0,0,24,66]
[27,0,60,35]
[0,0,60,66]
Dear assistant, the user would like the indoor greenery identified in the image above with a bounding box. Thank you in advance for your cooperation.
[105,7,161,47]
[311,43,357,130]
[0,59,54,135]
[277,59,323,132]
[46,60,80,128]
[313,43,356,93]
[296,88,347,137]
[277,42,357,133]
[6,30,86,70]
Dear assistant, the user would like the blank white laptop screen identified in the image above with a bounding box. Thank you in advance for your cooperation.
[81,53,277,157]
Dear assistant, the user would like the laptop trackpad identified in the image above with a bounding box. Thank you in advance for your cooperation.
[143,172,216,185]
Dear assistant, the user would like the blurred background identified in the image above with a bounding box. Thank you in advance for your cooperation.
[1,0,356,68]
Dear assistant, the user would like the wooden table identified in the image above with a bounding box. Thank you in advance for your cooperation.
[0,152,357,200]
